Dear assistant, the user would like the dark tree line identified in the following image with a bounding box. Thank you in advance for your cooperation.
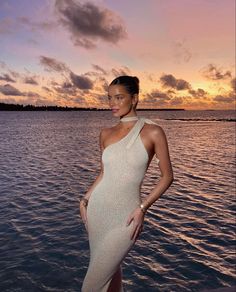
[0,103,102,111]
[0,102,185,111]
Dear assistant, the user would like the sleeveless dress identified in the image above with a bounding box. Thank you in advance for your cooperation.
[81,117,160,292]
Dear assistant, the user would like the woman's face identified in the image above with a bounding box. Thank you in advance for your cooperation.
[108,84,135,116]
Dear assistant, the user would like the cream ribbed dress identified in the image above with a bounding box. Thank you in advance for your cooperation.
[81,117,159,292]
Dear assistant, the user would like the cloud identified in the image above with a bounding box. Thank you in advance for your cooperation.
[172,39,192,63]
[111,66,131,77]
[97,77,109,91]
[23,76,38,85]
[42,86,53,93]
[19,92,56,106]
[52,80,78,96]
[213,94,235,103]
[0,84,23,96]
[188,88,207,98]
[17,16,56,32]
[160,74,191,90]
[92,64,107,75]
[55,0,127,48]
[39,56,69,73]
[0,15,56,36]
[0,73,16,83]
[24,91,41,98]
[200,64,232,80]
[0,64,40,86]
[141,89,171,107]
[230,78,236,91]
[8,70,20,79]
[169,97,184,106]
[84,65,108,78]
[0,84,52,105]
[146,90,171,101]
[0,97,16,104]
[0,61,7,69]
[70,72,93,89]
[0,63,40,87]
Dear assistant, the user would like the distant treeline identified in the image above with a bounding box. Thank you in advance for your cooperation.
[0,102,185,111]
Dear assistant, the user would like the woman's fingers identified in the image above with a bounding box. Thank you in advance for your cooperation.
[80,205,88,229]
[84,210,87,223]
[84,211,88,227]
[85,221,88,233]
[131,224,143,240]
[132,228,138,241]
[126,213,134,226]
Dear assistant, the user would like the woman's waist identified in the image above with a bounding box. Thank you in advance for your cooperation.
[103,172,144,185]
[98,176,142,190]
[94,184,140,198]
[89,185,141,207]
[88,194,141,218]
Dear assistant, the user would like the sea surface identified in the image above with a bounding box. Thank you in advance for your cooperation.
[0,110,235,292]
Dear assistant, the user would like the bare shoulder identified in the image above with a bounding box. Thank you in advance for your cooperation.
[99,126,114,148]
[143,122,166,141]
[99,126,114,139]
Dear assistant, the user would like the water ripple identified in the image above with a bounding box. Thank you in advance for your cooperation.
[0,111,235,291]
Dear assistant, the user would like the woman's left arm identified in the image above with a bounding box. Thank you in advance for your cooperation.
[142,125,174,211]
[127,125,174,241]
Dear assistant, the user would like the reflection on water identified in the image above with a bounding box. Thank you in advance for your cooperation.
[0,110,235,291]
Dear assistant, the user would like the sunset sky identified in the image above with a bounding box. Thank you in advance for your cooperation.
[0,0,235,110]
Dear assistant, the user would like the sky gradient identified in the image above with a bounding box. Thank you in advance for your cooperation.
[0,0,235,109]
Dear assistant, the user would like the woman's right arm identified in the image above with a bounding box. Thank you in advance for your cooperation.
[79,128,106,230]
[80,128,105,201]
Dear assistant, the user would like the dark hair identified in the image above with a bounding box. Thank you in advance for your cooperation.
[109,75,139,95]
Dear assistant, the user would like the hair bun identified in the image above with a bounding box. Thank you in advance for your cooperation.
[109,75,140,95]
[132,76,139,84]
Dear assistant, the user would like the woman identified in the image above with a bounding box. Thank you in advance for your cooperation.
[80,76,174,291]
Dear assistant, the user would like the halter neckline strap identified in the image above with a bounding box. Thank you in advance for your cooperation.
[126,117,158,149]
[125,117,160,164]
[120,116,139,122]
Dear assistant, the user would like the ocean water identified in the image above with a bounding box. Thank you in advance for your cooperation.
[0,110,235,292]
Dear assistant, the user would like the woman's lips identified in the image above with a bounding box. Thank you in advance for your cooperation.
[112,109,119,112]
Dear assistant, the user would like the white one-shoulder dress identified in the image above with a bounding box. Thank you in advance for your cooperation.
[82,117,159,292]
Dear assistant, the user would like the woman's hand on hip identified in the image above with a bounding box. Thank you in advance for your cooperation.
[126,207,145,241]
[79,203,88,233]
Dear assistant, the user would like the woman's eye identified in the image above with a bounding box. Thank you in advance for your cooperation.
[107,95,124,101]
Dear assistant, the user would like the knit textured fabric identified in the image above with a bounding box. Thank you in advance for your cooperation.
[82,117,159,292]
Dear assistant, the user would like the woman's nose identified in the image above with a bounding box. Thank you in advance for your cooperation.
[109,98,118,107]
